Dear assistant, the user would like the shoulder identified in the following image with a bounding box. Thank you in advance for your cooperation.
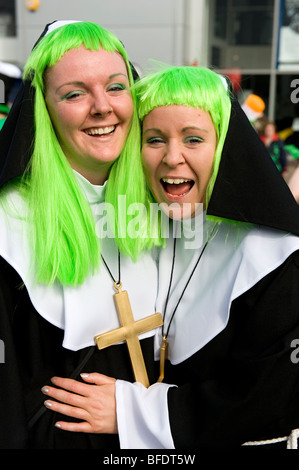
[0,183,28,210]
[0,187,32,270]
[237,225,299,287]
[241,225,299,254]
[0,186,29,228]
[212,222,299,299]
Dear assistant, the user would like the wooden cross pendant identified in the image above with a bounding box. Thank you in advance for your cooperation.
[94,282,163,388]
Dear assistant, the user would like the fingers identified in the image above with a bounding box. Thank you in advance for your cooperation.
[44,398,87,421]
[41,374,116,403]
[44,373,115,393]
[43,399,93,433]
[50,376,91,396]
[80,372,116,385]
[54,420,92,433]
[42,382,87,408]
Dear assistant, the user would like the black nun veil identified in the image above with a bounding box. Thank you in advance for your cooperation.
[207,92,299,235]
[0,21,53,188]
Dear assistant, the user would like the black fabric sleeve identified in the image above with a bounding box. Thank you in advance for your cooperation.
[167,251,299,449]
[0,257,29,448]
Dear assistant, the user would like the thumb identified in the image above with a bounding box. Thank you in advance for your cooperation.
[80,372,116,385]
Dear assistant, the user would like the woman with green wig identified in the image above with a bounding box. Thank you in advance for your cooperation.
[0,20,163,449]
[42,65,299,449]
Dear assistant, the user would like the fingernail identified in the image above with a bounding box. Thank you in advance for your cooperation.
[80,373,89,378]
[51,377,57,383]
[44,400,52,408]
[41,386,49,394]
[55,423,61,428]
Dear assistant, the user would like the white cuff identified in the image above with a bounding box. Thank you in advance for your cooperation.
[116,380,176,449]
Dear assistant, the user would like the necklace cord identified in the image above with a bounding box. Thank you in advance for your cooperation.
[161,236,177,336]
[162,223,217,338]
[101,250,121,285]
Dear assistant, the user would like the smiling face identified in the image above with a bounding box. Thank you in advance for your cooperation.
[45,46,134,184]
[142,105,217,219]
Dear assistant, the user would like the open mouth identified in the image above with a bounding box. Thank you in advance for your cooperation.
[161,177,194,197]
[84,125,116,136]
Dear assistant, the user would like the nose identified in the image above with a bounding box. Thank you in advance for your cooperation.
[91,91,113,117]
[162,141,185,168]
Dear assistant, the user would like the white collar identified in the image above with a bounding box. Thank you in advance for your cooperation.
[72,169,107,205]
[155,219,299,364]
[0,174,158,351]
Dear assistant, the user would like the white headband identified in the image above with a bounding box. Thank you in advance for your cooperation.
[219,75,228,91]
[46,20,82,35]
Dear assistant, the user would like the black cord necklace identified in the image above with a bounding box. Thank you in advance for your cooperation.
[101,250,121,288]
[157,223,217,382]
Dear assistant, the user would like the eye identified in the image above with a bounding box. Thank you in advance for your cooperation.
[107,83,127,93]
[146,136,166,145]
[184,136,204,144]
[61,90,85,100]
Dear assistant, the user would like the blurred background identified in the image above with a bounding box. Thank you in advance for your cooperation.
[0,0,298,184]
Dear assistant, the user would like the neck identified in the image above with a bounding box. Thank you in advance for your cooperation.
[69,163,111,186]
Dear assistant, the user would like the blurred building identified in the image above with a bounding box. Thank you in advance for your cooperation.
[207,0,299,132]
[0,0,297,130]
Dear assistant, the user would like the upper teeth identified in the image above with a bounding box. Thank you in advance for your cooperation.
[86,126,115,135]
[162,178,191,184]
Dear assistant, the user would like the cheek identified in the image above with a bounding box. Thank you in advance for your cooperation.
[50,112,74,145]
[202,152,216,197]
[194,148,215,188]
[141,151,157,187]
[46,101,69,134]
[119,96,134,125]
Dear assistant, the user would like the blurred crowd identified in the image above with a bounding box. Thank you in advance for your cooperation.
[242,93,299,204]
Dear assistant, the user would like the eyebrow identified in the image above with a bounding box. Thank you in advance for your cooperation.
[56,81,85,93]
[109,73,128,79]
[55,73,129,93]
[182,126,209,133]
[143,128,163,134]
[143,126,209,134]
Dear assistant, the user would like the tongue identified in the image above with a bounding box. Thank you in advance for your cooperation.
[164,182,192,196]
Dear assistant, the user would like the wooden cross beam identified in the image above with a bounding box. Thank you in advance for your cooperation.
[94,282,163,388]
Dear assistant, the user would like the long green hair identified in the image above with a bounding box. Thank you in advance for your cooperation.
[134,65,232,213]
[13,22,149,286]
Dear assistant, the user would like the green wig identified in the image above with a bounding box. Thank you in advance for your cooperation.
[134,65,232,210]
[17,21,149,286]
